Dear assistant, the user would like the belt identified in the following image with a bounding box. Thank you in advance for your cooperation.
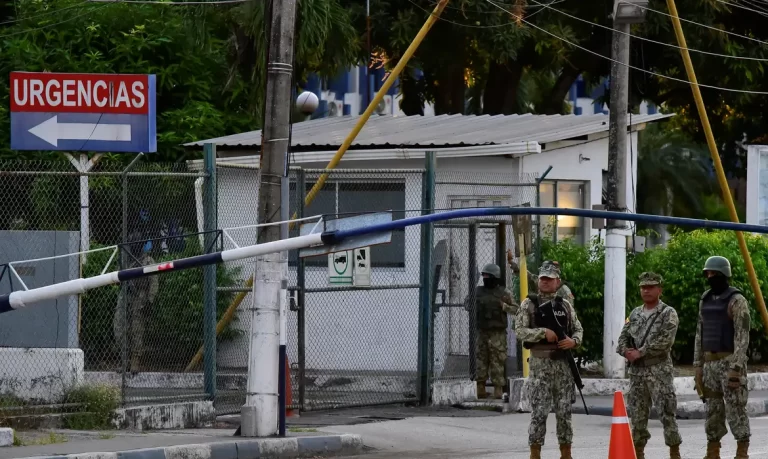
[631,354,668,367]
[704,352,732,362]
[531,349,565,359]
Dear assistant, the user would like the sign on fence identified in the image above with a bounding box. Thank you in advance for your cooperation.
[328,250,353,285]
[10,72,157,153]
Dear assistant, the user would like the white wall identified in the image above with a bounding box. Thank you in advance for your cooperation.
[518,133,639,241]
[746,144,768,227]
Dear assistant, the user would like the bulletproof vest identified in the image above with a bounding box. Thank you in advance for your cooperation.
[700,287,740,353]
[475,285,509,331]
[527,294,572,345]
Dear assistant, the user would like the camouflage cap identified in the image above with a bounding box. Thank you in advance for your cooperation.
[538,260,560,279]
[638,272,663,287]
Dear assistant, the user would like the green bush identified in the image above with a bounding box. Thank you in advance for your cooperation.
[541,229,768,365]
[80,238,243,370]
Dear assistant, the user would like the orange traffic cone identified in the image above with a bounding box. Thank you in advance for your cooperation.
[608,391,636,459]
[285,355,297,418]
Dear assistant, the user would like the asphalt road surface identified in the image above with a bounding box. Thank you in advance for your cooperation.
[325,412,768,458]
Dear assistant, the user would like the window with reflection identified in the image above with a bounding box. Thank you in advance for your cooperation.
[538,180,587,244]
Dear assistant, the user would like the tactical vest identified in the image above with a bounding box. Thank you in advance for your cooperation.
[475,286,509,331]
[700,287,741,353]
[525,294,572,348]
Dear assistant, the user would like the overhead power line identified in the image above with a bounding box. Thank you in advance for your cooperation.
[485,0,768,95]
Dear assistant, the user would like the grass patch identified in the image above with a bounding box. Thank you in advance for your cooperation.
[98,432,116,440]
[62,384,121,430]
[288,427,318,433]
[13,432,68,446]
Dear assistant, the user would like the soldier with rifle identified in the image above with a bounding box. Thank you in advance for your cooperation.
[515,261,585,459]
[616,272,682,459]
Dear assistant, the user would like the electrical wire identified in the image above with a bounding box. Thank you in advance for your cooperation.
[411,0,562,28]
[527,0,768,62]
[87,0,250,4]
[484,0,768,95]
[636,2,768,48]
[0,2,110,39]
[718,0,768,16]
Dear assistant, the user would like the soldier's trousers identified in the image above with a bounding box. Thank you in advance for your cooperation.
[476,329,507,387]
[702,359,751,443]
[527,356,574,446]
[114,298,146,370]
[626,362,681,447]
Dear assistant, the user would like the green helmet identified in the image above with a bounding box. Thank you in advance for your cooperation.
[703,256,732,278]
[481,263,501,279]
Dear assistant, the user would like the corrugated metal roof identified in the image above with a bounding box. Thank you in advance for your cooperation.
[184,112,673,149]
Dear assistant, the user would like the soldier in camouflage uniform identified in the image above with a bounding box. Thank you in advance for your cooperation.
[515,261,583,459]
[616,272,682,459]
[694,256,751,459]
[468,264,516,399]
[507,254,574,307]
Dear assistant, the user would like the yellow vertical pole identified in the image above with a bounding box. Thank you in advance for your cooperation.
[519,234,530,378]
[185,0,451,372]
[665,0,768,335]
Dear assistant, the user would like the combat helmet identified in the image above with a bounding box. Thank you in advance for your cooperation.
[703,256,732,278]
[481,263,501,279]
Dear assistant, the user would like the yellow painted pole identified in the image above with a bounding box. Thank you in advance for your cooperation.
[665,0,768,335]
[185,0,451,372]
[519,234,530,378]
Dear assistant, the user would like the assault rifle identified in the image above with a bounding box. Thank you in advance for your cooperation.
[531,296,589,415]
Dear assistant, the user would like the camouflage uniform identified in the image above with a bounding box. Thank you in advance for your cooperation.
[114,251,159,372]
[468,264,516,399]
[515,261,583,459]
[616,272,681,459]
[694,256,751,459]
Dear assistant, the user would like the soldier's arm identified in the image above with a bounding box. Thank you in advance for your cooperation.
[616,311,633,356]
[527,271,538,294]
[565,299,584,349]
[638,307,679,358]
[692,301,704,367]
[726,295,751,371]
[514,299,546,343]
[501,289,518,315]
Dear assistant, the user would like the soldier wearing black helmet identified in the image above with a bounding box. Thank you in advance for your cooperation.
[466,263,516,399]
[694,256,751,459]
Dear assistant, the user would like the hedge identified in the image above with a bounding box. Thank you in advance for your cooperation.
[541,229,768,365]
[80,238,243,370]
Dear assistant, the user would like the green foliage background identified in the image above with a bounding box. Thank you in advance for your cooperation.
[541,230,768,366]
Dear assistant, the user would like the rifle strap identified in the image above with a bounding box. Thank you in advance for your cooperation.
[637,305,665,349]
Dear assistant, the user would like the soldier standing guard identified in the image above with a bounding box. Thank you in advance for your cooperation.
[616,272,682,459]
[694,256,751,459]
[515,261,583,459]
[468,263,516,399]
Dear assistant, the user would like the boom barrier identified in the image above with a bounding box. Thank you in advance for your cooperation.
[2,206,767,314]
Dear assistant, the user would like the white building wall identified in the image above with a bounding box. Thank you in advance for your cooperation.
[208,139,626,373]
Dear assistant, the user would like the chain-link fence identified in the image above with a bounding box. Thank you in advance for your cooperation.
[0,157,540,424]
[0,157,215,425]
[431,172,539,386]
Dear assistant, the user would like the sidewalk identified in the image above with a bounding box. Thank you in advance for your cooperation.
[1,428,363,459]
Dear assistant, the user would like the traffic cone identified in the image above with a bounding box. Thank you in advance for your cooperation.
[285,355,297,418]
[608,391,636,459]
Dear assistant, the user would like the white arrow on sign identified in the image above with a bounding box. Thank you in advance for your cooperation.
[28,116,132,147]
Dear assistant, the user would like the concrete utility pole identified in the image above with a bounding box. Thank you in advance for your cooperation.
[604,0,646,379]
[240,0,298,437]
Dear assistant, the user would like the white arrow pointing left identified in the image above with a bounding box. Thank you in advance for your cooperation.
[28,116,132,147]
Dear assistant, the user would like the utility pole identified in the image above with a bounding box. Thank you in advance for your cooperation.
[240,0,297,438]
[603,0,646,379]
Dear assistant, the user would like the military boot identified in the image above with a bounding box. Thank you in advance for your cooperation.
[670,444,681,459]
[704,441,720,459]
[476,381,487,399]
[634,444,645,459]
[735,440,749,459]
[493,386,504,399]
[529,444,541,459]
[559,443,572,459]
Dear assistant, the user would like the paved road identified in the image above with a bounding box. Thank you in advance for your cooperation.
[325,413,768,458]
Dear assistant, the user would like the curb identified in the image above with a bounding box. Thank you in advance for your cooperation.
[22,434,364,459]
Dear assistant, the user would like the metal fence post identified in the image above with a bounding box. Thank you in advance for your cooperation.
[203,143,218,401]
[297,168,306,410]
[496,223,507,286]
[418,152,435,405]
[467,223,477,380]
